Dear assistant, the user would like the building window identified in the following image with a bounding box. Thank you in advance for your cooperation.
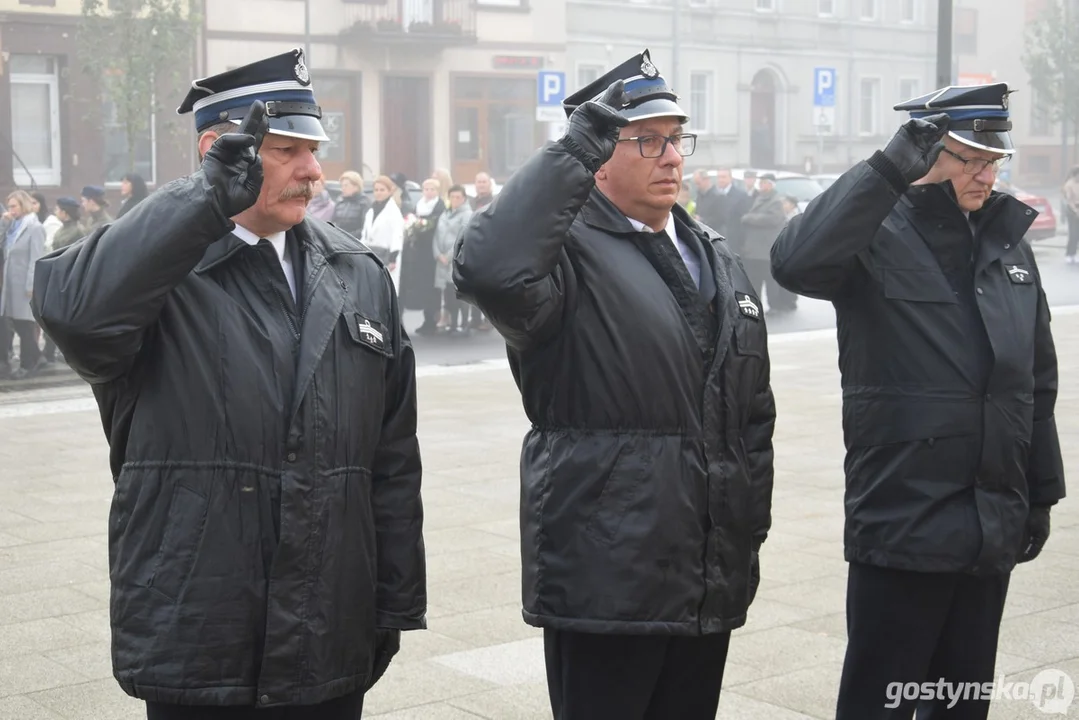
[756,0,775,10]
[898,78,920,103]
[860,0,878,20]
[859,77,881,135]
[955,7,978,54]
[900,0,918,22]
[689,72,712,132]
[102,98,156,185]
[819,0,835,16]
[1031,87,1051,136]
[475,0,526,6]
[576,64,605,90]
[9,55,62,187]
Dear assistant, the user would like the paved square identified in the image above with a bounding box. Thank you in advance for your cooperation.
[2,312,1078,719]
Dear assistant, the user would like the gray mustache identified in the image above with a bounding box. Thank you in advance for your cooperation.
[280,183,314,201]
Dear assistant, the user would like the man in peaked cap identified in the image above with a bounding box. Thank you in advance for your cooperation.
[455,49,775,719]
[772,82,1064,719]
[33,48,425,719]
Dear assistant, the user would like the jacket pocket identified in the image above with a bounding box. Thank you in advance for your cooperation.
[584,443,654,547]
[883,268,958,304]
[147,485,209,603]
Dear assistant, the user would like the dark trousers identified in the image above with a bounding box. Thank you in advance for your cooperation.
[0,317,41,371]
[742,258,797,311]
[146,690,364,720]
[442,286,462,330]
[1067,208,1079,257]
[836,563,1010,720]
[544,628,731,720]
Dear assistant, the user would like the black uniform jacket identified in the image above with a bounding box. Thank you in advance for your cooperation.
[32,172,426,707]
[771,155,1065,575]
[454,140,776,636]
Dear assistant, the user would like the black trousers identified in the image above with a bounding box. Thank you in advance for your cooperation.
[146,690,364,720]
[742,258,797,311]
[544,628,731,720]
[442,286,462,329]
[0,317,41,371]
[836,563,1010,720]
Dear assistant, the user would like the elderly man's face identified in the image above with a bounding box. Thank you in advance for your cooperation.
[715,169,732,189]
[933,137,1007,212]
[596,116,685,225]
[759,179,775,194]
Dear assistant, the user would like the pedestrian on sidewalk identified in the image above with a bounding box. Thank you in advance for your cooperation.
[32,48,426,720]
[1064,165,1079,263]
[772,82,1066,720]
[455,49,776,720]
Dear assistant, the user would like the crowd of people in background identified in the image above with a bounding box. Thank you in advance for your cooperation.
[1,173,150,379]
[307,167,496,336]
[678,168,802,315]
[3,159,1077,382]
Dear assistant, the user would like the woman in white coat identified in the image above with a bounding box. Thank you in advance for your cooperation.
[360,175,405,290]
[1,190,46,378]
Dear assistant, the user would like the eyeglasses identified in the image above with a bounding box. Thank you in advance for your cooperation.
[618,134,698,158]
[942,147,1010,175]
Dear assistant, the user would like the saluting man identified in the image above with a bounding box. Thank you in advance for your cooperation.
[33,49,426,719]
[771,83,1065,719]
[455,50,775,720]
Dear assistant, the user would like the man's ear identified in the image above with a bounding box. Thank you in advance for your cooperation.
[197,131,220,161]
[595,164,608,182]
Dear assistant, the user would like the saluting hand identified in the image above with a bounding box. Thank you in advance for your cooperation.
[203,99,270,218]
[882,112,950,186]
[564,79,630,172]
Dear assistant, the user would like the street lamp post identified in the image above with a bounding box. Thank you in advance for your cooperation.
[936,0,954,90]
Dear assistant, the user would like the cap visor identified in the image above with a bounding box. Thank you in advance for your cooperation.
[950,130,1015,155]
[622,98,689,124]
[229,114,330,142]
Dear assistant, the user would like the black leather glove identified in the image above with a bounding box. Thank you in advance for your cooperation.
[1019,505,1052,563]
[203,99,269,219]
[749,550,761,605]
[560,80,629,173]
[366,627,401,691]
[881,112,951,185]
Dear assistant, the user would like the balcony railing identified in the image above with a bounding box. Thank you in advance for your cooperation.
[342,0,477,43]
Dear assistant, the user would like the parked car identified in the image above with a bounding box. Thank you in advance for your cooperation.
[712,169,825,212]
[811,173,842,190]
[995,180,1058,241]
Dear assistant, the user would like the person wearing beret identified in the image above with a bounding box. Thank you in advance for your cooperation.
[33,48,426,719]
[50,197,84,251]
[79,185,113,235]
[771,83,1065,719]
[455,50,775,719]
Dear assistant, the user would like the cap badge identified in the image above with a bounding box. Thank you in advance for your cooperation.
[640,52,659,80]
[1001,92,1008,109]
[294,59,310,85]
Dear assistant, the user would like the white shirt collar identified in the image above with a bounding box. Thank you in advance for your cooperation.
[626,213,677,244]
[231,224,287,260]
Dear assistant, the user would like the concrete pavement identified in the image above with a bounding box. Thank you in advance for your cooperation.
[1,313,1078,718]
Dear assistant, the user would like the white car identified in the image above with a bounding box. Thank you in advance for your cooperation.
[707,169,825,212]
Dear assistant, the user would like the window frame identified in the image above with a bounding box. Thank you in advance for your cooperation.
[859,0,879,21]
[688,70,713,134]
[9,55,62,187]
[858,76,883,137]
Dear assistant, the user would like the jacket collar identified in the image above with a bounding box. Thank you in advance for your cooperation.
[901,182,1037,274]
[195,217,372,274]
